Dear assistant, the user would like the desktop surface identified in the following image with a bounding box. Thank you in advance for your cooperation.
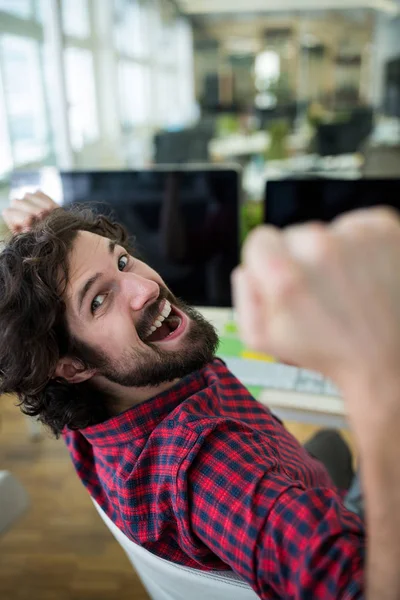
[199,306,345,427]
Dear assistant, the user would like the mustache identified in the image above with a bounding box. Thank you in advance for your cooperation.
[136,285,176,341]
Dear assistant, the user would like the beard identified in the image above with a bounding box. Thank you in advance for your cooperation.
[69,286,219,389]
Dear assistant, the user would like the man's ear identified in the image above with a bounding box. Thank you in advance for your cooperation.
[54,358,97,384]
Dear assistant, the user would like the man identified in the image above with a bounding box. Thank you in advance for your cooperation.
[2,191,391,599]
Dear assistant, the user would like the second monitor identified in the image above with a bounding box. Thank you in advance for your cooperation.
[264,178,400,228]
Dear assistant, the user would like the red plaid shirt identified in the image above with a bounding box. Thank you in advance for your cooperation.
[63,358,365,599]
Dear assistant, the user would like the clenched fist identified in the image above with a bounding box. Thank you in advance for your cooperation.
[233,208,400,442]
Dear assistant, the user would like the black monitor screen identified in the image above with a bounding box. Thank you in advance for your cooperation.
[10,169,240,307]
[265,178,400,228]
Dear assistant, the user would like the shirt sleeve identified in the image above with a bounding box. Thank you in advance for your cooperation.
[174,421,365,600]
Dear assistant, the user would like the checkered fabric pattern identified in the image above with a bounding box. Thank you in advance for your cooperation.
[64,358,365,599]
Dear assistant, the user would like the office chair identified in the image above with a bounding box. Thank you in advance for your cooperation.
[0,471,29,535]
[92,499,260,600]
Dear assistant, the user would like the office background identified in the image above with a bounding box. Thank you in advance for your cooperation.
[0,0,399,207]
[0,1,400,599]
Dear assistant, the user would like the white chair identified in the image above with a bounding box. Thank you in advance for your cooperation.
[92,499,260,600]
[0,470,29,535]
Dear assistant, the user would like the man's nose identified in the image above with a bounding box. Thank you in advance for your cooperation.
[120,272,160,312]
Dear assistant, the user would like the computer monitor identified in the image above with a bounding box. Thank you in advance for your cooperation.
[264,178,400,228]
[10,167,241,307]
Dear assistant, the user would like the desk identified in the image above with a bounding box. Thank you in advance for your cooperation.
[209,130,311,161]
[261,154,362,185]
[198,307,346,428]
[241,153,362,203]
[258,389,347,429]
[209,132,270,159]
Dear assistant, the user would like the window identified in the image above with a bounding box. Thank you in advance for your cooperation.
[157,22,177,66]
[0,0,33,19]
[0,70,12,177]
[33,0,45,23]
[118,60,150,127]
[150,2,174,65]
[0,0,44,22]
[61,0,90,38]
[255,50,280,89]
[154,68,178,127]
[64,46,99,151]
[0,34,50,164]
[114,0,149,58]
[0,0,195,175]
[175,18,195,124]
[153,19,195,128]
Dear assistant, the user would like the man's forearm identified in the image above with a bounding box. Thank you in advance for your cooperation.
[348,381,400,600]
[362,441,400,600]
[341,370,400,600]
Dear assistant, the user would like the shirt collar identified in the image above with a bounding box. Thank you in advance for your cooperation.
[79,363,210,448]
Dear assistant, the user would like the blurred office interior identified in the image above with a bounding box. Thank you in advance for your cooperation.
[0,0,399,209]
[0,1,400,598]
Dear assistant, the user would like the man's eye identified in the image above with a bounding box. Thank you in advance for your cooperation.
[118,255,128,271]
[91,294,106,314]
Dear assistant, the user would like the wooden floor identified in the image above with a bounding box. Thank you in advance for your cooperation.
[0,394,355,600]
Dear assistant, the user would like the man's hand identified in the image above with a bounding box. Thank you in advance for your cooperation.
[2,191,58,234]
[232,208,400,440]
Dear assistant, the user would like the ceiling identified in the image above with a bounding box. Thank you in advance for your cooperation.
[177,0,400,16]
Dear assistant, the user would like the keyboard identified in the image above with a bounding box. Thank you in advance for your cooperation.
[196,307,344,420]
[223,357,346,424]
[222,357,340,397]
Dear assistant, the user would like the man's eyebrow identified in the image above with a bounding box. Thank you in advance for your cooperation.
[78,273,102,313]
[77,240,117,313]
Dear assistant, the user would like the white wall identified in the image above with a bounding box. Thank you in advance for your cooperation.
[371,14,400,108]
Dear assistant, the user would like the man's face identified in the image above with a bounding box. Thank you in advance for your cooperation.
[64,231,218,388]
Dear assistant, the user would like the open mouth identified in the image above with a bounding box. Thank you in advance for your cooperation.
[144,299,185,343]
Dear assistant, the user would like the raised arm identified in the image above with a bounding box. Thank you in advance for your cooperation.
[232,209,400,600]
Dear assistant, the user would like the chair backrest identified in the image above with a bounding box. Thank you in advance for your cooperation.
[0,470,29,535]
[92,499,260,600]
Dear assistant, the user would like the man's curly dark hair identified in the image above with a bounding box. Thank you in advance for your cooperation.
[0,207,133,437]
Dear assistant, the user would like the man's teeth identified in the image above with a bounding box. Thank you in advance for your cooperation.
[145,300,172,338]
